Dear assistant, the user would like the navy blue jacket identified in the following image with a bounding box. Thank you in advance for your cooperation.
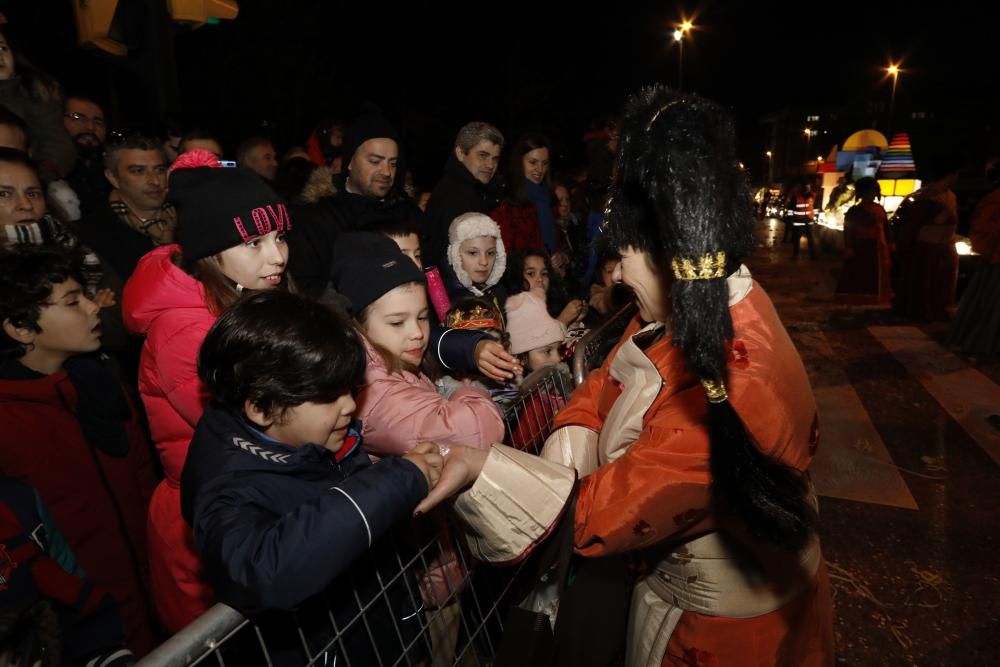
[181,405,428,614]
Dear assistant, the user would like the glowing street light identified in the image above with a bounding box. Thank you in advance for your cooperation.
[886,62,902,136]
[674,20,694,91]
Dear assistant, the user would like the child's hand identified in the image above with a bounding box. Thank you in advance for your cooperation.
[413,445,490,516]
[92,288,117,309]
[557,299,586,326]
[551,251,570,276]
[403,442,444,490]
[475,340,522,381]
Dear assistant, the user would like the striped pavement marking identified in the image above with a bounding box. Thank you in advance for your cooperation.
[868,326,1000,466]
[793,330,919,509]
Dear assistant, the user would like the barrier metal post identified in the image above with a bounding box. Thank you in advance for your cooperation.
[571,302,637,386]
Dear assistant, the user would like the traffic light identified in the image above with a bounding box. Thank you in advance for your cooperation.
[71,0,127,56]
[167,0,238,27]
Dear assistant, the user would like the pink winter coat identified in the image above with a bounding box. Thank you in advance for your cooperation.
[122,244,216,631]
[355,336,504,456]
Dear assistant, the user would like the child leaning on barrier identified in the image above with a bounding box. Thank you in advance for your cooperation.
[504,289,571,452]
[180,290,443,664]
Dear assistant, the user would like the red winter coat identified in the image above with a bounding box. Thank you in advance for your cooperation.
[489,200,543,255]
[122,244,216,632]
[0,363,158,654]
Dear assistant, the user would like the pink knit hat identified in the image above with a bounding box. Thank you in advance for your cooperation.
[506,289,566,355]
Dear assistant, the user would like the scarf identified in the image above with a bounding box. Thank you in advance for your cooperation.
[526,180,556,253]
[109,191,177,245]
[1,215,103,297]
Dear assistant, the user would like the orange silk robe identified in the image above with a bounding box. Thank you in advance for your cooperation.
[455,271,834,666]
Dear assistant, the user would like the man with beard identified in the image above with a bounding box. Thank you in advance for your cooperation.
[287,107,522,382]
[63,95,111,218]
[287,104,424,297]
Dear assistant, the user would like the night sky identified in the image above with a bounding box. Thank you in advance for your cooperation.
[3,0,996,185]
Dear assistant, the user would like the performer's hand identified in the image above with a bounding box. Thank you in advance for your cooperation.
[403,442,443,490]
[414,445,489,516]
[476,340,522,381]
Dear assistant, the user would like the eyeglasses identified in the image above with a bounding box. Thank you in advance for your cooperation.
[64,112,106,128]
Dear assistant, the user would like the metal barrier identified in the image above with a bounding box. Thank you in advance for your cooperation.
[571,302,637,386]
[499,362,574,455]
[137,364,575,667]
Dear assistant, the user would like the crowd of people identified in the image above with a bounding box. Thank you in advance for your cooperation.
[15,13,1000,664]
[775,159,999,360]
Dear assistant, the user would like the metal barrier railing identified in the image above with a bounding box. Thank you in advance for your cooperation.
[571,302,637,386]
[137,364,576,667]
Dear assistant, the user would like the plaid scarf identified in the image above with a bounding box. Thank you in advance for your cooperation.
[109,192,176,245]
[2,215,103,297]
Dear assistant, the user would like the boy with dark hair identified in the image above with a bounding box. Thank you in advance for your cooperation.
[371,216,424,269]
[182,289,443,664]
[0,245,157,655]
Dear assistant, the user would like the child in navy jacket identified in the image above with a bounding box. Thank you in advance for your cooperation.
[181,290,443,665]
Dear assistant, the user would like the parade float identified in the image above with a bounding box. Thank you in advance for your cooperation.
[815,130,975,260]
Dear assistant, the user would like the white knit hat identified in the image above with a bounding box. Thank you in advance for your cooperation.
[506,289,566,355]
[446,212,507,295]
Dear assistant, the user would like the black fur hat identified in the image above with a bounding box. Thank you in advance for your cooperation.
[605,85,754,268]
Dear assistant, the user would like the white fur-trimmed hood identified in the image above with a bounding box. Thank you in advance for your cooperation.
[446,212,507,295]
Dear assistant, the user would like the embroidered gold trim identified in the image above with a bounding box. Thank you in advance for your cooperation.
[701,379,728,403]
[671,251,727,281]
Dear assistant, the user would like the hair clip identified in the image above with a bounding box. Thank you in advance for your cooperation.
[671,251,727,281]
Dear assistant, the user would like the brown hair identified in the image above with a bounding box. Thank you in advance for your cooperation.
[174,250,295,316]
[177,252,241,316]
[354,281,430,377]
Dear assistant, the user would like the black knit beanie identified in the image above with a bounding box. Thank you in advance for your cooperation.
[170,165,291,265]
[331,232,425,315]
[341,103,400,172]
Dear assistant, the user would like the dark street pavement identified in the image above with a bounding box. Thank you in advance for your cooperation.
[747,219,1000,666]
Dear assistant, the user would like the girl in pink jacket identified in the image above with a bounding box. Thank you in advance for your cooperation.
[122,151,292,632]
[332,233,504,457]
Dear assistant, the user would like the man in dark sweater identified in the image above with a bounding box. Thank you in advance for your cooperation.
[423,122,504,268]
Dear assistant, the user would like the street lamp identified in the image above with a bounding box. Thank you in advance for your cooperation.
[803,127,814,156]
[765,150,773,186]
[674,20,694,90]
[886,62,901,136]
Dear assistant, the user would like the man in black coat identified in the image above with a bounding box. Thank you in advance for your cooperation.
[287,106,424,297]
[422,122,504,268]
[287,113,522,382]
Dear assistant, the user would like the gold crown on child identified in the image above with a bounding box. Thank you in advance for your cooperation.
[446,304,502,330]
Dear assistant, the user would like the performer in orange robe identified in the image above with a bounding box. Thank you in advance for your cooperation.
[419,87,835,666]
